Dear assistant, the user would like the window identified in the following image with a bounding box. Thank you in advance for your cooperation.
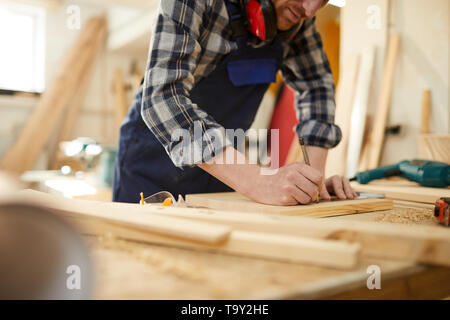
[0,2,46,93]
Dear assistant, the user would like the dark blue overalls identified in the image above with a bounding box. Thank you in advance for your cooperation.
[113,1,284,203]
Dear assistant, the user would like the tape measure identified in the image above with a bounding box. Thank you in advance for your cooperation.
[434,197,450,227]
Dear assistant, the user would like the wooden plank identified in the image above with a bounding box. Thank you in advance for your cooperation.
[345,46,376,178]
[16,190,231,245]
[0,17,105,175]
[420,89,431,134]
[418,134,450,164]
[357,114,373,172]
[68,217,360,269]
[360,34,401,170]
[17,190,450,267]
[90,235,424,300]
[49,22,107,170]
[325,54,360,177]
[15,190,360,269]
[185,192,393,217]
[351,182,450,204]
[154,209,450,268]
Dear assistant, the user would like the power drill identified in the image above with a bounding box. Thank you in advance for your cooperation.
[351,159,450,188]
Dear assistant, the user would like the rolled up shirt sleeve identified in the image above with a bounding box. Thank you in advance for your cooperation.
[141,0,231,168]
[280,17,342,149]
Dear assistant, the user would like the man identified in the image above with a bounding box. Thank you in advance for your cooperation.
[113,0,357,205]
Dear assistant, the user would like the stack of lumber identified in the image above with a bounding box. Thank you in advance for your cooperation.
[325,33,401,178]
[358,33,401,171]
[8,190,450,272]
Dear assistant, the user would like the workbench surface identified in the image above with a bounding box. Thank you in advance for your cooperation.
[88,206,450,299]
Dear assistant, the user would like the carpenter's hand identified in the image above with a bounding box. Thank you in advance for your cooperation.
[249,163,323,206]
[319,175,358,200]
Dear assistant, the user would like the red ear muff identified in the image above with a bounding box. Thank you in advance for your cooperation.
[246,0,267,40]
[244,0,278,42]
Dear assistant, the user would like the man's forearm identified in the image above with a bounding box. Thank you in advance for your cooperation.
[198,146,328,197]
[197,147,261,197]
[198,146,325,205]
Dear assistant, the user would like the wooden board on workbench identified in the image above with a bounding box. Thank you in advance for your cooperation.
[185,192,393,217]
[351,182,450,204]
[90,236,450,300]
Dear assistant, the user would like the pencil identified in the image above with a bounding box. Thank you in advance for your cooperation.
[299,138,319,203]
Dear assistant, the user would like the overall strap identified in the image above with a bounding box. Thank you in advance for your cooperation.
[225,0,248,47]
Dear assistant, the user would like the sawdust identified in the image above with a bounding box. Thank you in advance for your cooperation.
[93,233,207,282]
[375,207,436,225]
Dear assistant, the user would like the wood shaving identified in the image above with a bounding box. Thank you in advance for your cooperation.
[375,207,436,225]
[94,233,206,281]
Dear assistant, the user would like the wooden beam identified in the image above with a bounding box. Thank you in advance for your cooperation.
[18,192,231,245]
[345,46,376,178]
[360,34,401,170]
[418,134,450,164]
[420,89,431,134]
[49,22,108,170]
[156,208,450,268]
[17,190,361,269]
[17,190,450,268]
[0,17,107,175]
[185,192,393,217]
[326,54,360,177]
[72,217,360,269]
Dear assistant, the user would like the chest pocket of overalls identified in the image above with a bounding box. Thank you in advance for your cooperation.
[227,58,278,86]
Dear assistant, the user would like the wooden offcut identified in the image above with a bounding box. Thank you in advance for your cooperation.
[185,192,393,217]
[420,89,431,134]
[360,34,401,170]
[0,16,106,174]
[418,134,450,164]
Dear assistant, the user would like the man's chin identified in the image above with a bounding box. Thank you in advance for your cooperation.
[277,23,294,31]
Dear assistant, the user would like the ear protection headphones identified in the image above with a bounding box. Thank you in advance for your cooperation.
[240,0,277,42]
[240,0,303,42]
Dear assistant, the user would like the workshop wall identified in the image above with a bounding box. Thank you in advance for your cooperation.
[384,0,449,164]
[341,0,449,166]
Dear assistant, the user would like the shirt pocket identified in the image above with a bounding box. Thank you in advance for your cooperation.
[227,58,278,86]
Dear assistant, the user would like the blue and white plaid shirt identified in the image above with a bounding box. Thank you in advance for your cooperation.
[140,0,342,168]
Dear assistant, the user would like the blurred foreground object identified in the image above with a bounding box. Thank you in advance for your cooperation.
[0,172,93,299]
